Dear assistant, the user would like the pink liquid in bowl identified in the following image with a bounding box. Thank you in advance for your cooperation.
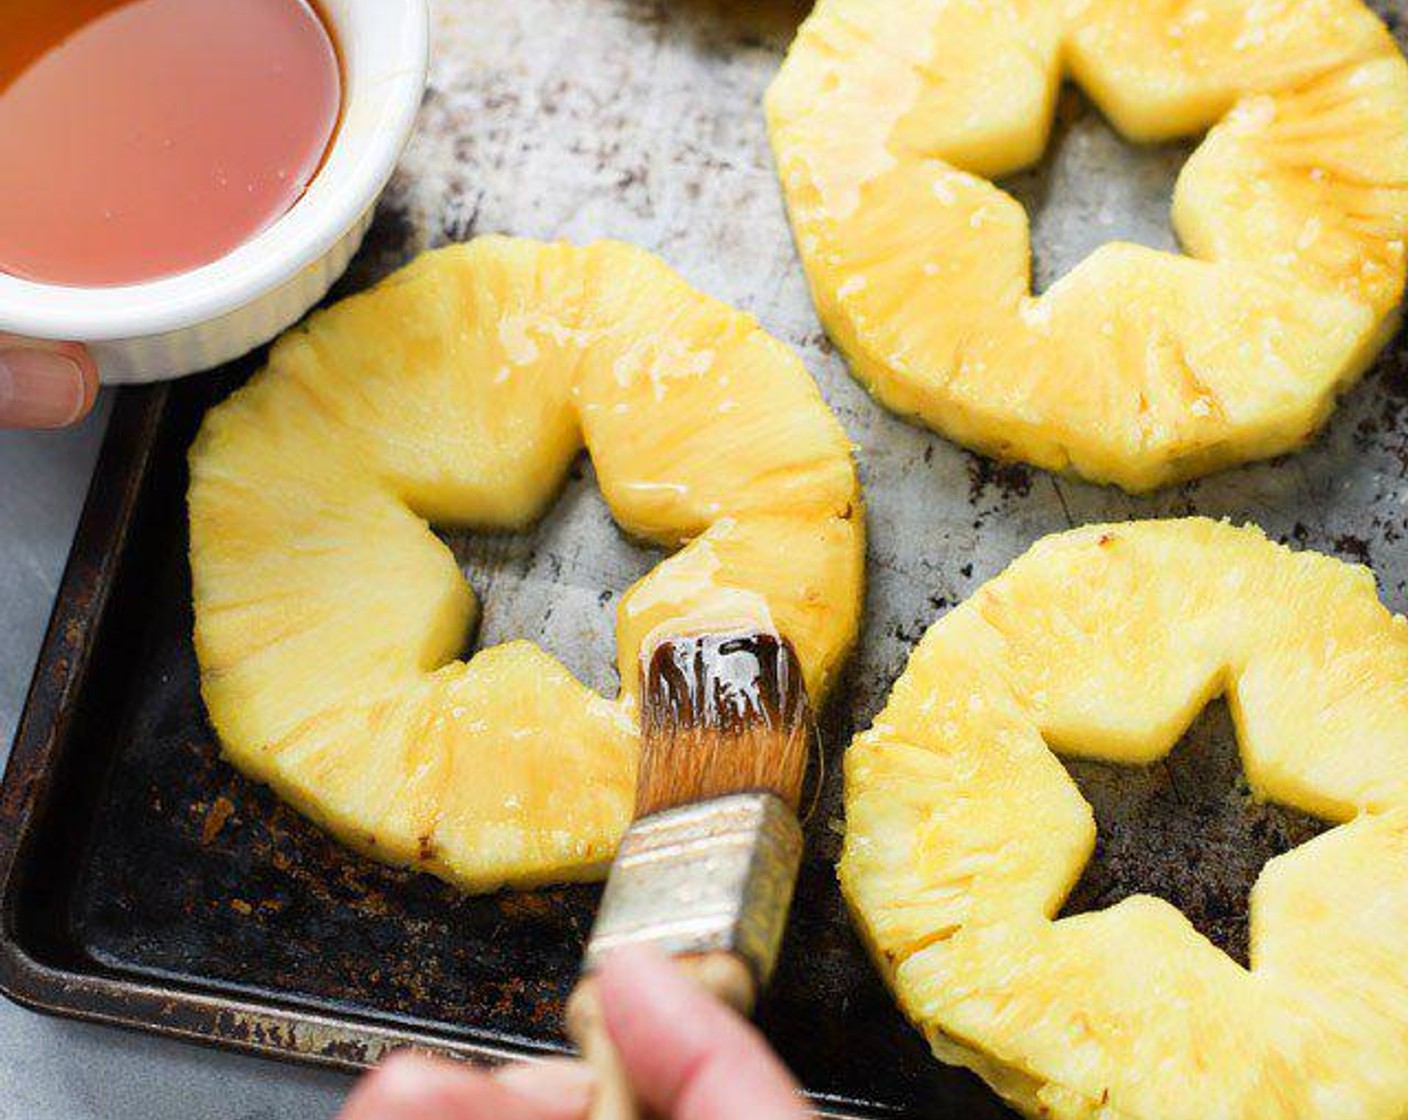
[0,0,341,287]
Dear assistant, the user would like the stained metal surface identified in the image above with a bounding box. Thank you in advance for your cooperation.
[1,2,1406,1118]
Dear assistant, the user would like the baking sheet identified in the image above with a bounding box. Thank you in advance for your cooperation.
[1,2,1405,1117]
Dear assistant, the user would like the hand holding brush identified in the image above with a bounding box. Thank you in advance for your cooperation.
[568,630,814,1120]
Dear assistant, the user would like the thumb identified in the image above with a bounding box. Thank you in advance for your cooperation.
[0,336,98,429]
[597,946,810,1120]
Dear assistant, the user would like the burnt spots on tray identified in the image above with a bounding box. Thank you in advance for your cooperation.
[966,453,1035,504]
[1056,699,1328,968]
[1334,534,1374,567]
[1353,325,1408,457]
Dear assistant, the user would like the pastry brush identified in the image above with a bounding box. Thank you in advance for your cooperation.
[566,629,812,1120]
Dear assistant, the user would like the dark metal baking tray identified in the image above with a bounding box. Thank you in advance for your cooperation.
[2,2,1405,1117]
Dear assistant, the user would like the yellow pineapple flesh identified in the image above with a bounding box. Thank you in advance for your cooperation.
[189,237,863,891]
[767,0,1408,492]
[842,519,1408,1118]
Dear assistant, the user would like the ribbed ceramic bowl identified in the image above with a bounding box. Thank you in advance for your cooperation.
[0,0,429,384]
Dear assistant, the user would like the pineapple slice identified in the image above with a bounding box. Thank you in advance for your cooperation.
[1175,51,1408,340]
[768,0,1408,492]
[842,519,1408,1119]
[190,237,863,891]
[1064,0,1392,141]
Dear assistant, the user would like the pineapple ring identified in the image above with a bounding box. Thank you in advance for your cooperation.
[768,0,1408,492]
[189,237,864,891]
[844,518,1408,1119]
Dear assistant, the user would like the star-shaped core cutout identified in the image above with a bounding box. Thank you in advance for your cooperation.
[1001,86,1191,295]
[1058,700,1328,967]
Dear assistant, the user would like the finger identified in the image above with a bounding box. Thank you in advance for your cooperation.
[338,1052,587,1120]
[495,1058,596,1120]
[597,946,810,1120]
[0,336,98,429]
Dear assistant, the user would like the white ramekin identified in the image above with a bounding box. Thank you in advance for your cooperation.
[0,0,429,384]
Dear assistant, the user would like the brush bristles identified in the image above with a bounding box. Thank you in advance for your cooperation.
[636,631,811,818]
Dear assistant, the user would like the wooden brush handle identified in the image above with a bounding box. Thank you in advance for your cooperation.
[566,951,757,1120]
[566,977,639,1120]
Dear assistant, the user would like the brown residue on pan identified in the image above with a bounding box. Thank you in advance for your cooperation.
[201,796,236,845]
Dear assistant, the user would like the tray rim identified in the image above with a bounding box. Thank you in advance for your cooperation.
[0,384,887,1120]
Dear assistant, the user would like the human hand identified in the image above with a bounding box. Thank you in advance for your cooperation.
[0,335,98,429]
[338,945,811,1120]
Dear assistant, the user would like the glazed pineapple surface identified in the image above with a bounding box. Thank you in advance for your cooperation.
[188,236,863,892]
[843,518,1408,1120]
[767,0,1408,492]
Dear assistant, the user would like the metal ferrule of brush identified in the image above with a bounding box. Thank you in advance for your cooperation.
[581,791,804,987]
